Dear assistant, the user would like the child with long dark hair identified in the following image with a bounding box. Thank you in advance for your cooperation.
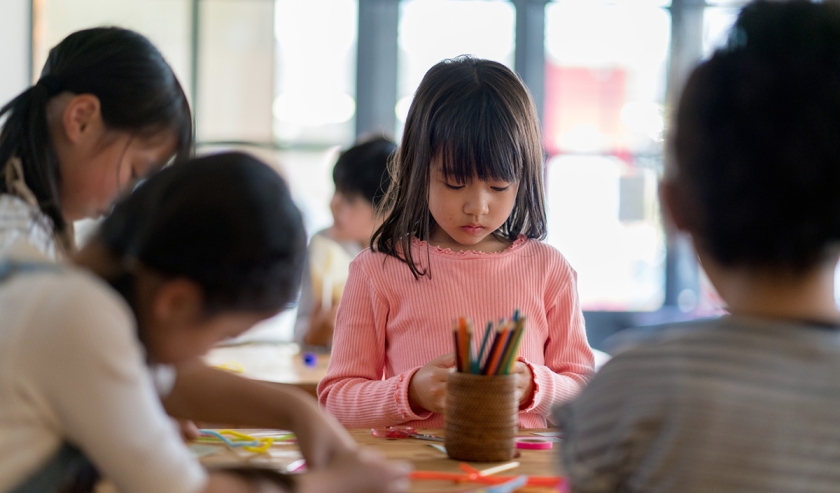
[318,56,594,428]
[0,27,192,258]
[0,152,409,493]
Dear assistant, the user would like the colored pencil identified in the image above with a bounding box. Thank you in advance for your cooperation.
[451,310,527,374]
[484,322,512,376]
[474,321,493,374]
[452,321,462,373]
[499,317,526,375]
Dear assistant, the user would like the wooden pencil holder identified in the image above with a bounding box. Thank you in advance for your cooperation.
[444,372,517,462]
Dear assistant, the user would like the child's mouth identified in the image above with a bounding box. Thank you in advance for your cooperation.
[460,225,485,235]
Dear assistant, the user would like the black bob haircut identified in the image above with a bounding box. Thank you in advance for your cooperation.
[671,0,840,273]
[372,56,546,279]
[332,136,396,208]
[97,151,306,313]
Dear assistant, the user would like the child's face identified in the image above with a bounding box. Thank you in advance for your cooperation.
[133,273,275,364]
[428,161,518,252]
[146,310,273,364]
[60,130,178,221]
[329,190,378,246]
[51,93,178,221]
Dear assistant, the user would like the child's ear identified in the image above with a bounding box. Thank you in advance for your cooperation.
[151,278,205,327]
[61,94,102,144]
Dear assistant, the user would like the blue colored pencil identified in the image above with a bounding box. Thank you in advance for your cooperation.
[474,321,493,374]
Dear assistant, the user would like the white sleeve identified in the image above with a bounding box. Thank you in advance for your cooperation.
[21,276,207,493]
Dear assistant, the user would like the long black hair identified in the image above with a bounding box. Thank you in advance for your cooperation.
[0,27,192,248]
[372,56,546,279]
[97,152,306,314]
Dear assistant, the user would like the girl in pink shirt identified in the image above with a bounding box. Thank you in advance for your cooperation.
[318,56,594,429]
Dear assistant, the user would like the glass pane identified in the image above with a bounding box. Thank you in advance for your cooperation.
[274,0,357,146]
[549,0,672,6]
[197,0,276,143]
[703,6,741,56]
[705,0,749,6]
[544,2,670,155]
[543,2,669,310]
[396,0,515,136]
[546,155,665,310]
[32,0,191,99]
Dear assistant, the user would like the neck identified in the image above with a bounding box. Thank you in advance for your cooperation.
[71,239,123,280]
[702,254,840,325]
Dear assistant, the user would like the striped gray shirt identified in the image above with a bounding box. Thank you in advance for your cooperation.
[557,316,840,493]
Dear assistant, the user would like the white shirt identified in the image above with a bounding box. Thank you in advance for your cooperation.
[0,240,206,493]
[0,194,58,260]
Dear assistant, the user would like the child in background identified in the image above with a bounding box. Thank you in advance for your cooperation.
[0,27,191,258]
[318,56,594,428]
[295,136,396,348]
[0,152,409,493]
[557,2,840,492]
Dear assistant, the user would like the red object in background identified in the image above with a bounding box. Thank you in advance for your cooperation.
[543,64,628,158]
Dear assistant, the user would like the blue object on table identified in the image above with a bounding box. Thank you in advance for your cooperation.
[302,352,317,367]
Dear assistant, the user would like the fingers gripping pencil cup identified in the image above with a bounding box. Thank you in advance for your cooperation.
[445,311,526,462]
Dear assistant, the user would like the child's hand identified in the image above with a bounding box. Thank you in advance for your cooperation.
[513,361,535,407]
[174,418,200,441]
[289,394,358,468]
[408,353,456,414]
[295,448,411,493]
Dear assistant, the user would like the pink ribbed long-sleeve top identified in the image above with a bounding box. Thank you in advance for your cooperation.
[318,236,594,428]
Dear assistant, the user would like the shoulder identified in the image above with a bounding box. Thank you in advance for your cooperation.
[350,247,395,277]
[0,194,57,259]
[18,266,134,346]
[513,239,577,284]
[518,238,571,263]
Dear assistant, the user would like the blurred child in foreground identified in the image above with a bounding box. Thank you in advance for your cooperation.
[557,2,840,491]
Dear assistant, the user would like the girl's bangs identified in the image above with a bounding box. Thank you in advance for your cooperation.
[432,91,522,184]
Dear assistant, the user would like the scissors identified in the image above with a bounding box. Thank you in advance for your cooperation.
[370,425,444,442]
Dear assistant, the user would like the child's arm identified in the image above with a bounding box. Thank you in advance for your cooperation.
[162,360,354,469]
[519,263,595,419]
[318,259,435,427]
[24,284,207,493]
[163,363,413,493]
[205,449,410,493]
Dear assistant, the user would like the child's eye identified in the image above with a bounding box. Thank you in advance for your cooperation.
[444,182,465,190]
[491,185,511,192]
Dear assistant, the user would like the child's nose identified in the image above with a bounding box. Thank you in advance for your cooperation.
[463,190,490,216]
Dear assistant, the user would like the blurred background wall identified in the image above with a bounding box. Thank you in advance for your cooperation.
[1,0,761,347]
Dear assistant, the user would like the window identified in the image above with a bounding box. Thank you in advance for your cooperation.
[396,0,515,137]
[544,1,670,310]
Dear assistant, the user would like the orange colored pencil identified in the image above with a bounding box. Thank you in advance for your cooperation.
[484,322,512,375]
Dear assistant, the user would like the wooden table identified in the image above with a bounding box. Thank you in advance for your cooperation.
[204,343,329,398]
[348,429,562,492]
[99,428,561,493]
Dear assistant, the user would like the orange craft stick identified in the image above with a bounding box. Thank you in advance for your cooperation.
[409,471,562,487]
